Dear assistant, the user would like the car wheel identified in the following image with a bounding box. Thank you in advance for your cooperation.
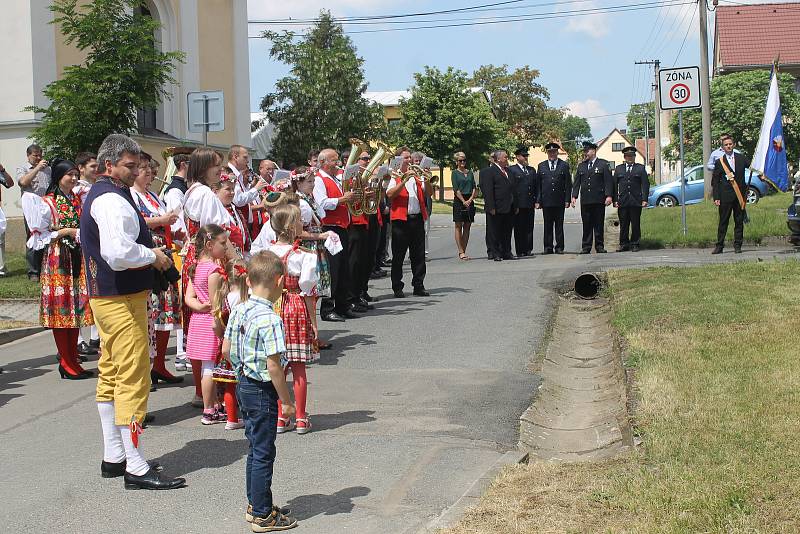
[746,187,760,204]
[657,195,677,208]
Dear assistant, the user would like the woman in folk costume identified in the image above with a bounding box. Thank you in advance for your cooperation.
[266,204,320,435]
[214,173,251,259]
[34,159,94,379]
[130,154,184,386]
[182,148,239,406]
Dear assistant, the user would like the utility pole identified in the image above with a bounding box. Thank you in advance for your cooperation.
[643,111,650,171]
[636,59,661,183]
[699,0,713,197]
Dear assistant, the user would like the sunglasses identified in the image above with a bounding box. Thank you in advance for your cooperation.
[359,156,370,161]
[456,159,466,163]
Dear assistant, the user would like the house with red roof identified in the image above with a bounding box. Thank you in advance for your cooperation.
[713,2,800,88]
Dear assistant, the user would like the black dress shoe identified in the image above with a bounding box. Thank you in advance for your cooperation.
[362,293,374,302]
[596,248,607,253]
[413,288,430,297]
[393,290,406,298]
[734,247,742,254]
[487,254,496,260]
[357,298,374,310]
[124,468,186,490]
[89,338,101,349]
[339,309,359,319]
[580,249,591,254]
[351,302,369,313]
[101,460,163,478]
[150,382,157,392]
[711,247,723,255]
[321,312,346,322]
[77,341,98,356]
[630,246,640,252]
[555,249,564,255]
[151,370,184,385]
[58,364,92,380]
[78,354,88,363]
[502,254,516,260]
[616,246,629,252]
[543,249,554,255]
[493,257,503,262]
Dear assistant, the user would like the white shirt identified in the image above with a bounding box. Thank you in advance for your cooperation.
[266,242,319,296]
[161,183,188,237]
[228,162,260,208]
[131,188,167,217]
[387,177,421,215]
[299,197,324,227]
[16,162,51,196]
[90,193,156,271]
[250,223,276,254]
[183,183,233,227]
[707,147,741,171]
[73,179,93,205]
[313,169,343,212]
[22,192,58,250]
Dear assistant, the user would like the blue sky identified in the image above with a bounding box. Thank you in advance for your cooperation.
[246,0,709,138]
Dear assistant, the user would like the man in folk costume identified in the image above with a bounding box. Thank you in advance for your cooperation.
[571,141,613,254]
[613,146,650,252]
[480,150,517,261]
[313,148,358,321]
[535,142,571,254]
[227,145,268,237]
[712,134,750,254]
[80,134,185,490]
[386,147,431,297]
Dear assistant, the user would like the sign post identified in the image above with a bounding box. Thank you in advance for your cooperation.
[658,66,701,236]
[187,90,225,146]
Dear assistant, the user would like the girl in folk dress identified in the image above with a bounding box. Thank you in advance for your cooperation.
[130,155,183,386]
[185,224,229,425]
[210,258,249,430]
[35,159,94,379]
[214,175,251,258]
[182,148,238,406]
[267,205,319,435]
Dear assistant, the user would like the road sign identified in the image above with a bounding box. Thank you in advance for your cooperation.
[187,91,225,143]
[658,66,701,110]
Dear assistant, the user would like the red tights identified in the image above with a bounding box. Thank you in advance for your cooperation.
[224,383,239,422]
[190,359,202,397]
[277,363,307,421]
[53,328,84,376]
[151,330,177,379]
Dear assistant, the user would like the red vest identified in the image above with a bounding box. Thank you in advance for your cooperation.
[390,178,429,222]
[319,171,350,229]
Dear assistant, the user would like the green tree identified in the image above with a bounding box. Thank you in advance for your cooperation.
[26,0,184,158]
[395,66,508,187]
[627,102,655,140]
[559,115,593,168]
[665,70,800,167]
[260,12,385,165]
[471,64,562,146]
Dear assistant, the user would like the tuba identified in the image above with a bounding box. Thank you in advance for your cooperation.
[341,163,365,217]
[345,137,369,168]
[359,142,391,215]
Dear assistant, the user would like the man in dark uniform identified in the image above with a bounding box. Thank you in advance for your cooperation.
[613,146,650,252]
[480,150,517,261]
[712,134,750,254]
[571,141,613,254]
[508,146,537,257]
[535,142,571,254]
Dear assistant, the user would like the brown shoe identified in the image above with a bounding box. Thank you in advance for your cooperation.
[246,505,292,523]
[251,510,297,532]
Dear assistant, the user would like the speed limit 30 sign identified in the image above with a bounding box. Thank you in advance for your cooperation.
[658,66,701,110]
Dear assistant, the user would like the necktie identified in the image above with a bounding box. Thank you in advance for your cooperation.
[588,161,593,171]
[550,161,555,171]
[627,164,631,173]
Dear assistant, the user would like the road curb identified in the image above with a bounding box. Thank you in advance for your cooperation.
[421,449,529,533]
[0,326,46,346]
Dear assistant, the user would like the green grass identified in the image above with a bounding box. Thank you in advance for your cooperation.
[431,198,485,215]
[638,191,791,248]
[442,260,800,533]
[0,252,40,298]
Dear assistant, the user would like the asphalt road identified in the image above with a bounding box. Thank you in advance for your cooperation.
[1,209,794,533]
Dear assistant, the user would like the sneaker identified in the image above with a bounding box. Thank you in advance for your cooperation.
[174,357,187,372]
[276,418,295,434]
[251,510,297,532]
[225,420,245,430]
[201,411,221,425]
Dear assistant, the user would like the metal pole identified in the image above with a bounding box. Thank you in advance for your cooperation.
[653,59,662,184]
[698,0,713,198]
[679,109,687,236]
[202,95,209,147]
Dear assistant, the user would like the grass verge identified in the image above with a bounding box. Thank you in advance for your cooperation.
[440,260,800,533]
[0,252,40,298]
[637,191,791,248]
[432,198,485,215]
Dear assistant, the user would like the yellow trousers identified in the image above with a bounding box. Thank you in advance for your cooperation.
[90,290,151,426]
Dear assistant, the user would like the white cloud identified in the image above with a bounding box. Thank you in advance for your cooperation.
[564,98,624,138]
[565,2,609,38]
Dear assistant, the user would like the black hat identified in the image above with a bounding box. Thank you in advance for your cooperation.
[582,141,598,150]
[514,145,529,156]
[621,146,637,155]
[51,158,77,184]
[544,142,561,151]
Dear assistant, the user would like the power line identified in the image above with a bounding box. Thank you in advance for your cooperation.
[672,7,697,66]
[248,0,694,37]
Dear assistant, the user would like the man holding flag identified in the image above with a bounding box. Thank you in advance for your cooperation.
[712,135,750,254]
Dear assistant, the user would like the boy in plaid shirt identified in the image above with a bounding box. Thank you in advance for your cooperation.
[223,251,297,532]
